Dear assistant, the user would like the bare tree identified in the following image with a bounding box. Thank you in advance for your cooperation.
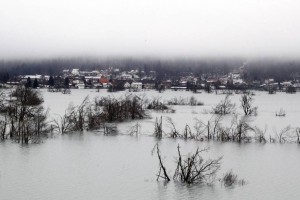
[147,97,170,112]
[193,118,206,140]
[221,170,245,187]
[193,115,223,141]
[232,115,253,143]
[273,126,292,143]
[254,126,267,143]
[211,115,223,140]
[241,93,257,116]
[166,117,179,138]
[212,94,236,115]
[193,118,211,140]
[72,96,89,131]
[154,116,163,139]
[98,94,147,122]
[154,144,170,181]
[173,145,222,184]
[166,96,203,106]
[1,86,49,143]
[222,170,237,187]
[52,110,75,134]
[129,122,141,136]
[182,124,193,139]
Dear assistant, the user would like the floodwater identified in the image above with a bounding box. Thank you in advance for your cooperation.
[1,89,300,200]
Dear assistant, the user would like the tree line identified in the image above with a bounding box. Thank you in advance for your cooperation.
[2,57,300,83]
[0,87,149,143]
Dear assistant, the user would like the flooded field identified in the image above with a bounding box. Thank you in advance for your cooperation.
[1,89,300,200]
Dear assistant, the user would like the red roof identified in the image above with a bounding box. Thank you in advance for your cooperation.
[100,78,109,84]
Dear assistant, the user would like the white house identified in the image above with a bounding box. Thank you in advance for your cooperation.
[120,73,133,80]
[131,82,142,91]
[71,69,80,75]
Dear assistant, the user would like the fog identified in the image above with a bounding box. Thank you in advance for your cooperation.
[1,0,300,60]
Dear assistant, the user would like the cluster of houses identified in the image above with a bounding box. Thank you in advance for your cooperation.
[3,65,300,93]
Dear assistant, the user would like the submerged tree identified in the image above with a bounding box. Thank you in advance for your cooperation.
[221,170,245,187]
[154,144,223,185]
[0,86,50,143]
[155,144,170,181]
[241,93,257,115]
[212,94,236,115]
[154,116,163,139]
[232,115,254,143]
[254,126,267,143]
[52,108,76,134]
[51,94,148,134]
[97,94,147,122]
[166,117,179,138]
[173,145,222,184]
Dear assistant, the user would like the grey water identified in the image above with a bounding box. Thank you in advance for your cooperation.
[1,89,300,200]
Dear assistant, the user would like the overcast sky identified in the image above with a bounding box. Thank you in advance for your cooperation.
[1,0,300,60]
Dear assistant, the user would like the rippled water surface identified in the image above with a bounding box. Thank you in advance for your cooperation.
[1,89,300,200]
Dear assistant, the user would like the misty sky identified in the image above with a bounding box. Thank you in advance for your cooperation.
[1,0,300,59]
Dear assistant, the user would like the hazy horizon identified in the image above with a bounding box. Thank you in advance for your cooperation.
[1,0,300,60]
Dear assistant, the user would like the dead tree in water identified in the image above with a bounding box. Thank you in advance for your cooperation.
[147,97,170,112]
[193,118,206,140]
[155,144,170,181]
[0,87,49,143]
[193,118,211,140]
[166,117,179,138]
[254,126,267,143]
[211,115,223,140]
[232,115,253,143]
[193,115,222,140]
[241,93,257,116]
[52,94,148,134]
[221,170,245,187]
[222,170,237,187]
[86,104,103,130]
[154,116,163,139]
[173,145,222,184]
[72,96,89,131]
[182,124,193,139]
[274,126,292,143]
[97,94,147,122]
[129,122,141,136]
[212,94,236,115]
[52,110,75,134]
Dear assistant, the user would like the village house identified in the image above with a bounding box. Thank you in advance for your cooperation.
[100,77,110,88]
[131,82,143,91]
[141,79,156,89]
